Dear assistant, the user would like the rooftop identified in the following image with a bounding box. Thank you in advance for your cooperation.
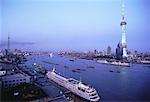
[2,73,30,80]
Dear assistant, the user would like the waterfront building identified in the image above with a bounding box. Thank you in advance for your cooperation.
[0,52,3,56]
[116,43,123,60]
[102,50,107,56]
[94,49,97,54]
[0,80,2,85]
[0,81,2,93]
[1,73,31,88]
[107,46,111,55]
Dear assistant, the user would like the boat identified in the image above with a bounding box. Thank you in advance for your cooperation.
[48,53,53,58]
[87,66,95,68]
[141,60,150,64]
[47,68,100,102]
[109,70,114,72]
[97,60,130,67]
[97,60,108,64]
[33,63,46,74]
[72,69,81,73]
[69,59,74,62]
[76,68,85,71]
[72,68,86,73]
[110,61,130,67]
[64,66,69,68]
[73,57,77,60]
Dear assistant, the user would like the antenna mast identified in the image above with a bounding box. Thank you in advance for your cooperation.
[7,34,10,51]
[121,0,125,20]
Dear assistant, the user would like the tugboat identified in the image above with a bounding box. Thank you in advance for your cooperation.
[47,68,100,102]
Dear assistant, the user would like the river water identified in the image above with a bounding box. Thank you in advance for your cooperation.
[25,54,150,102]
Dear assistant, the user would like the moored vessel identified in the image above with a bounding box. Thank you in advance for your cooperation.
[47,68,100,102]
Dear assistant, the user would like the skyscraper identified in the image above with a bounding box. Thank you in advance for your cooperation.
[120,0,127,58]
[107,46,111,55]
[116,42,123,60]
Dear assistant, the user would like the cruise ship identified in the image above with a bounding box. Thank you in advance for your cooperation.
[47,68,100,102]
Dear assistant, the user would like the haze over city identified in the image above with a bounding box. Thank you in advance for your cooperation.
[1,0,150,52]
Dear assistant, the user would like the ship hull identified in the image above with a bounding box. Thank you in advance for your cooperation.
[47,72,100,102]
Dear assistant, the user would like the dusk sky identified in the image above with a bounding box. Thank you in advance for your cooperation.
[1,0,150,52]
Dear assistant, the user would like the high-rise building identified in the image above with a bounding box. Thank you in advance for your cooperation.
[120,0,127,58]
[94,49,98,54]
[116,42,123,60]
[107,46,111,55]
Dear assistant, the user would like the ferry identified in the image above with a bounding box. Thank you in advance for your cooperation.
[97,60,130,67]
[47,68,100,102]
[110,61,130,67]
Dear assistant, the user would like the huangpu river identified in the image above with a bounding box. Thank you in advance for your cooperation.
[24,54,150,102]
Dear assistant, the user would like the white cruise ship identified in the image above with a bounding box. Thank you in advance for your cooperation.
[47,68,100,102]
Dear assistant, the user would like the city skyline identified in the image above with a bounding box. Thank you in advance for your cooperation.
[1,0,150,52]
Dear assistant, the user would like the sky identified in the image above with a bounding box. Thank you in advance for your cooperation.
[0,0,150,52]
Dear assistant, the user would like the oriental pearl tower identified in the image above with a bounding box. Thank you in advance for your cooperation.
[120,0,127,58]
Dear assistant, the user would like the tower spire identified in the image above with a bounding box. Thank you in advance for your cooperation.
[121,0,125,19]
